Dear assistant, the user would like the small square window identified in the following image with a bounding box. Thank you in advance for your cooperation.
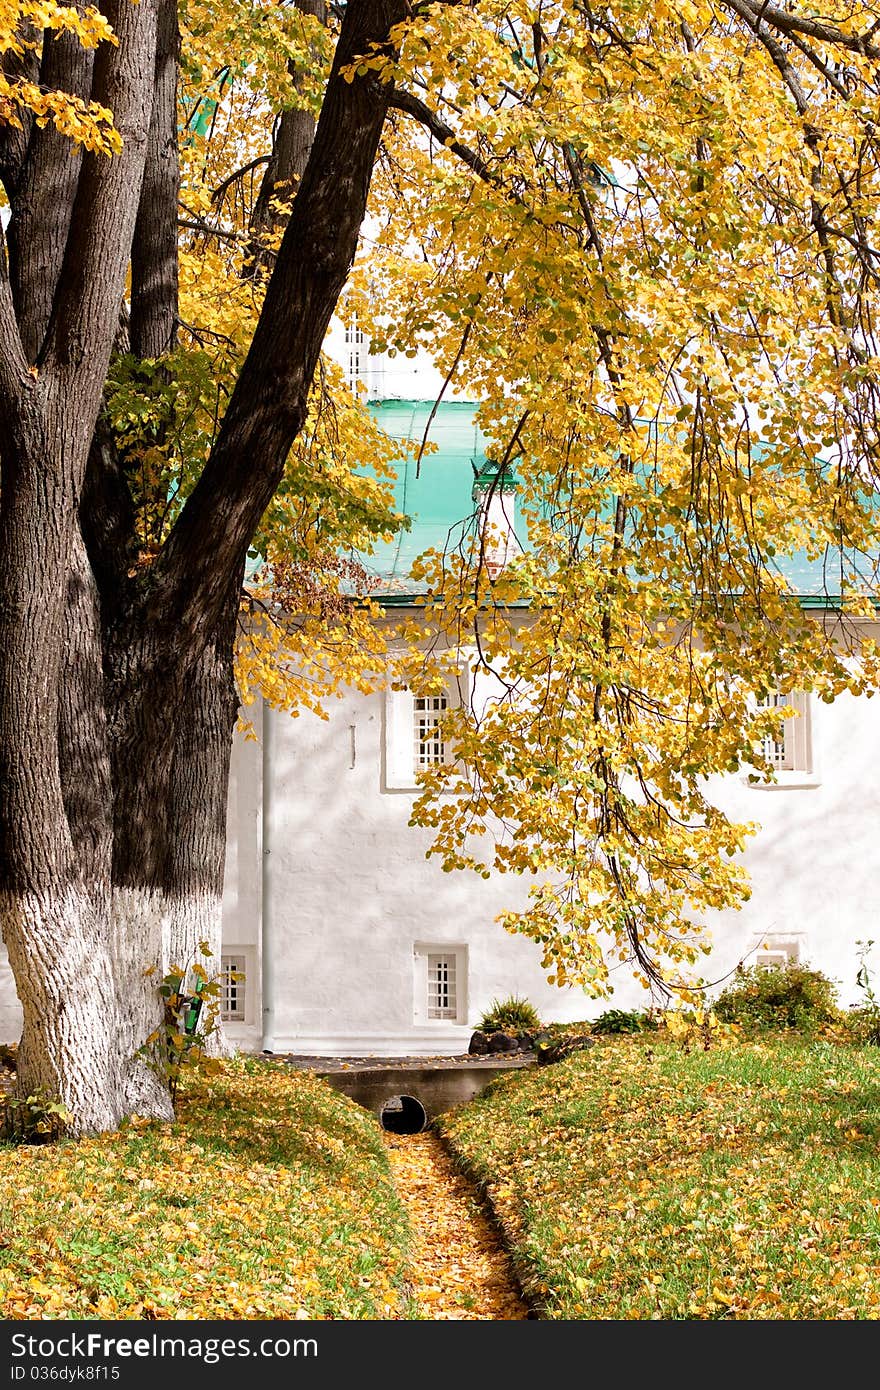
[220,954,246,1022]
[413,943,467,1025]
[413,694,448,768]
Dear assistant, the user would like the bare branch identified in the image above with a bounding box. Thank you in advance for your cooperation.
[211,155,271,207]
[723,0,880,58]
[388,86,518,198]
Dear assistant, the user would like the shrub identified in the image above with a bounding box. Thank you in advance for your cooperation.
[479,995,542,1035]
[714,961,839,1034]
[590,1008,658,1035]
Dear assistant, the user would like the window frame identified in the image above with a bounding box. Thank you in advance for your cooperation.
[743,689,818,789]
[383,666,468,792]
[220,952,247,1023]
[752,935,803,969]
[412,942,468,1026]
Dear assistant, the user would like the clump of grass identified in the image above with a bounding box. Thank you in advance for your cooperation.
[0,1058,410,1319]
[440,1037,880,1319]
[478,995,542,1035]
[590,1008,658,1035]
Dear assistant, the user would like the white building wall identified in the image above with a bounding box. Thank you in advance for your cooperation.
[701,672,880,1010]
[220,618,880,1050]
[218,699,264,1049]
[0,942,21,1043]
[234,683,598,1056]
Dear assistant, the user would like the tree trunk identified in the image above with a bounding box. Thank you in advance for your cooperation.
[161,583,241,1055]
[0,406,135,1133]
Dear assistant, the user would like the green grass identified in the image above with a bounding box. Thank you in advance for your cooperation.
[0,1058,411,1319]
[439,1036,880,1319]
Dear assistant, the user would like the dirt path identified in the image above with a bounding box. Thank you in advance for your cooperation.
[383,1131,530,1320]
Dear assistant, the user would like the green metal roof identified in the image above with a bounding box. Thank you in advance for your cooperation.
[361,399,878,609]
[362,400,509,593]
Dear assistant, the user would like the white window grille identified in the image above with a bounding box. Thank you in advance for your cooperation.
[413,694,447,768]
[427,953,457,1019]
[756,691,793,769]
[754,690,811,775]
[385,670,468,791]
[345,315,366,391]
[220,954,246,1022]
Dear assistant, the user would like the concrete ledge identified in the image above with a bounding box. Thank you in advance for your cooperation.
[314,1059,533,1121]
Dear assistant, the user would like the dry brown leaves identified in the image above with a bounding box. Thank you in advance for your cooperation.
[383,1132,529,1320]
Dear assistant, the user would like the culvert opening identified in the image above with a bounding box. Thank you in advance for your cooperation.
[380,1094,428,1135]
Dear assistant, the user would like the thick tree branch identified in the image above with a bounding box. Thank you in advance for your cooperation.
[0,45,37,199]
[0,219,28,434]
[722,0,880,59]
[152,0,410,650]
[41,0,159,423]
[211,154,271,207]
[130,0,180,359]
[0,271,28,436]
[7,22,94,362]
[245,0,327,281]
[388,86,513,196]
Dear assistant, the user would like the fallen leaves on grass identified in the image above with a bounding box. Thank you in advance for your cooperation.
[383,1132,529,1320]
[0,1060,409,1320]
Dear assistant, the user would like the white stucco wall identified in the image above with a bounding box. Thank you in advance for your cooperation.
[0,940,21,1043]
[229,680,600,1055]
[699,672,880,1010]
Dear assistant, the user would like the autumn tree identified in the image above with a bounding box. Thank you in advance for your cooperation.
[1,0,880,1131]
[358,0,880,998]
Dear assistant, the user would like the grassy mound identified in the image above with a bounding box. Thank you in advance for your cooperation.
[440,1036,880,1319]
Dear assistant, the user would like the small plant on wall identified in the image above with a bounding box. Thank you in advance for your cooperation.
[139,944,228,1108]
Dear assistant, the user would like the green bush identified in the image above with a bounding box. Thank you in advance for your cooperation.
[714,961,840,1034]
[590,1008,658,1035]
[479,995,542,1035]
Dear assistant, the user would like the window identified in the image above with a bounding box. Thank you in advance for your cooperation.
[345,315,366,392]
[220,953,246,1022]
[754,936,801,969]
[413,943,468,1025]
[427,952,457,1019]
[384,671,467,791]
[414,694,447,767]
[750,689,812,781]
[756,692,794,769]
